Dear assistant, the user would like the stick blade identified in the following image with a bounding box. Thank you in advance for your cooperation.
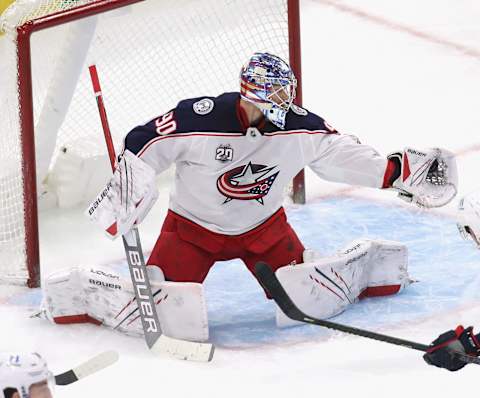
[151,335,215,362]
[54,370,77,386]
[55,350,119,386]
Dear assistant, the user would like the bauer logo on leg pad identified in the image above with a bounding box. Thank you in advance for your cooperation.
[88,278,122,290]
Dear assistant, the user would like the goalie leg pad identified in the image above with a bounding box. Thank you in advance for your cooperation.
[41,265,131,326]
[275,239,410,328]
[41,266,89,324]
[147,265,209,342]
[41,264,209,342]
[357,239,409,298]
[153,281,209,342]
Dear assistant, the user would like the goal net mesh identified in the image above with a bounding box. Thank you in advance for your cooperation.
[0,0,293,285]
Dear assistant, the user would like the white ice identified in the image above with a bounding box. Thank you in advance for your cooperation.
[2,0,480,396]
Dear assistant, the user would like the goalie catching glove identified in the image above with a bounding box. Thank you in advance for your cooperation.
[85,150,158,239]
[386,147,457,208]
[423,325,480,371]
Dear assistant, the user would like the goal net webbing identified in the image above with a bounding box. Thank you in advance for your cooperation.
[0,0,299,286]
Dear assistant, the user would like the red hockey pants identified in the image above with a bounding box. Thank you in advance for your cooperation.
[147,207,305,286]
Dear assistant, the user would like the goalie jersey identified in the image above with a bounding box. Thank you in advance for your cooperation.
[123,92,388,234]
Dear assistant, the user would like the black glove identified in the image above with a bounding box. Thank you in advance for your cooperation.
[423,325,480,371]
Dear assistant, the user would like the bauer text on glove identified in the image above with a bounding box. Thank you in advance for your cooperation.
[85,150,159,239]
[384,147,457,208]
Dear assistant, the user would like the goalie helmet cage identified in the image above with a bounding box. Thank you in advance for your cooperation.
[0,0,303,288]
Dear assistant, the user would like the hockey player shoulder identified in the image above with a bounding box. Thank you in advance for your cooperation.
[290,104,308,116]
[192,98,215,115]
[286,106,339,134]
[176,96,217,116]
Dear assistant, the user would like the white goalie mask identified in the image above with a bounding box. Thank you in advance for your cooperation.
[457,191,480,248]
[240,52,297,129]
[0,353,54,398]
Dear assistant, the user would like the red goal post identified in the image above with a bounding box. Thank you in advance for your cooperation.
[0,0,304,287]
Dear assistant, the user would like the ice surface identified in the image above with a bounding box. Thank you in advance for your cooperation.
[2,0,480,396]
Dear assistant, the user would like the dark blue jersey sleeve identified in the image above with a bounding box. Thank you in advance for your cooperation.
[283,104,339,133]
[123,92,246,156]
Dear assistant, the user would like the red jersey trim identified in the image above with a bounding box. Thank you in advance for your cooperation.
[263,129,334,136]
[137,128,334,157]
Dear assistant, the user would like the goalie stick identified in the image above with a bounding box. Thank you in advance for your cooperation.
[88,64,214,362]
[254,261,480,366]
[55,351,119,386]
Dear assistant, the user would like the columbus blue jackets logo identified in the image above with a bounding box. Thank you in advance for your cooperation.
[193,98,214,115]
[217,162,279,204]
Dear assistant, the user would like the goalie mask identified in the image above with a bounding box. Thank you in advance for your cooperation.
[0,353,54,398]
[457,191,480,248]
[240,52,297,129]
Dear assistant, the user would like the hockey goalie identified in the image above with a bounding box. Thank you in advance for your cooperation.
[39,52,470,367]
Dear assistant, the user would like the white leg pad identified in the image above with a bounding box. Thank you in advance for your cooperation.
[276,239,410,328]
[152,280,209,342]
[41,264,209,342]
[147,266,209,342]
[41,265,133,327]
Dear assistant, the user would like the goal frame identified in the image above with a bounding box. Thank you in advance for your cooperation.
[14,0,304,288]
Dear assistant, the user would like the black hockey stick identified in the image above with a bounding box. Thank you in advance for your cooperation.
[254,261,480,366]
[55,351,119,386]
[88,64,214,362]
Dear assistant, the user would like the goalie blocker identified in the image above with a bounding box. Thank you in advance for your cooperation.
[85,150,159,240]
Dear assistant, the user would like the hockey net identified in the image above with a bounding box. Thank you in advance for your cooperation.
[0,0,302,287]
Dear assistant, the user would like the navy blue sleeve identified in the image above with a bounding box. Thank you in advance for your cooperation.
[284,105,338,133]
[124,92,244,156]
[124,121,158,156]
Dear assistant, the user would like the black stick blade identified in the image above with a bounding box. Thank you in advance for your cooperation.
[55,370,78,386]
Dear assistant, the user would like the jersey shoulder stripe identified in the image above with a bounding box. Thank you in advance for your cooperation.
[136,132,244,157]
[123,92,244,155]
[124,93,337,156]
[263,129,336,137]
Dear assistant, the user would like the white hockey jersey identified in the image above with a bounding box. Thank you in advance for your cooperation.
[123,92,389,234]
